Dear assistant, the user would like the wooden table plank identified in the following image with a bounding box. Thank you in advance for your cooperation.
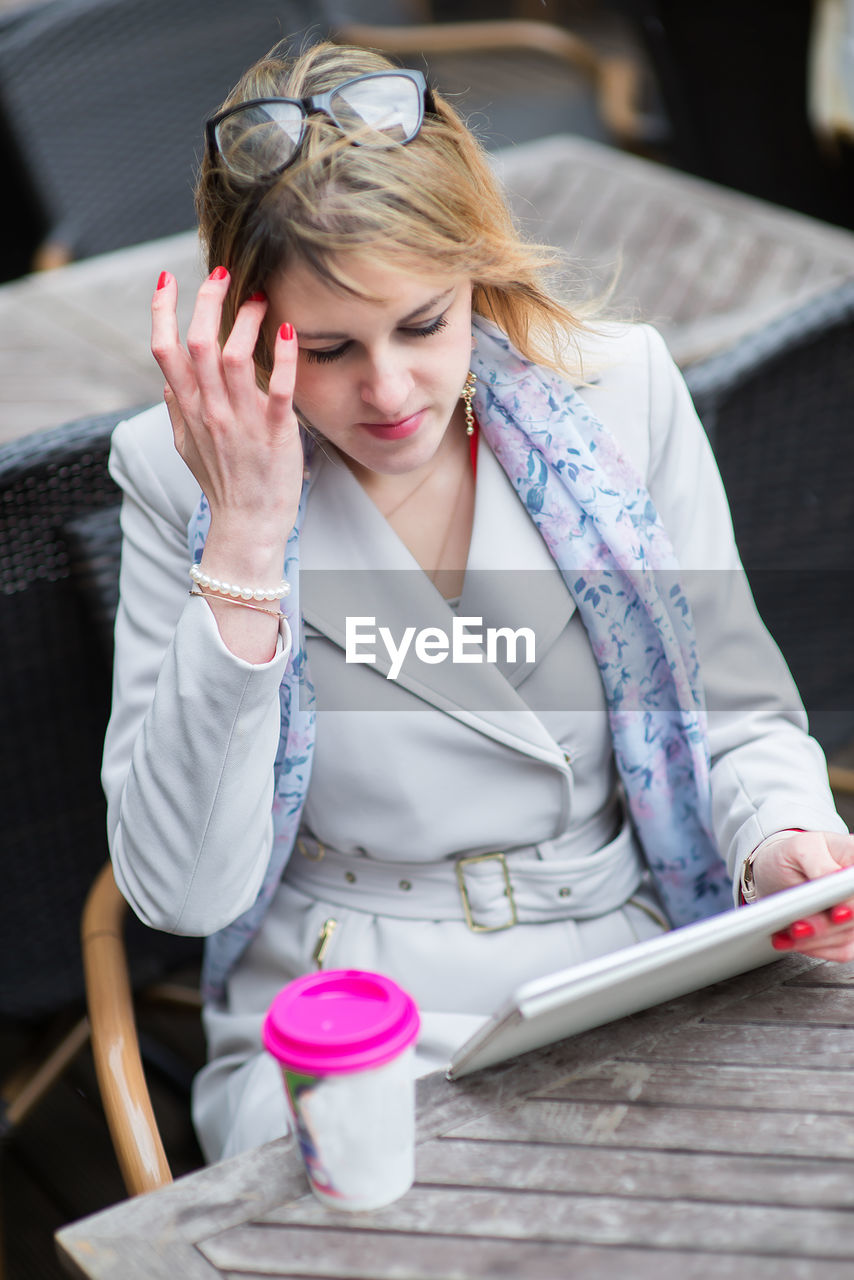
[785,962,854,987]
[254,1182,854,1258]
[709,986,854,1026]
[415,1138,854,1208]
[197,1225,854,1280]
[537,1058,854,1112]
[635,1021,854,1068]
[445,1096,854,1160]
[58,1236,221,1280]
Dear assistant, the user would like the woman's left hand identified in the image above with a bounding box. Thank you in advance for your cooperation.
[752,831,854,960]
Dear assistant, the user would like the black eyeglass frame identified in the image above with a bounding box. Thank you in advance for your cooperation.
[206,69,435,181]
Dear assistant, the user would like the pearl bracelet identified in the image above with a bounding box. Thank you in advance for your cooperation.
[189,587,283,618]
[189,563,291,601]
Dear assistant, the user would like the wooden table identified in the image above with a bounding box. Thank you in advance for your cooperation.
[57,952,854,1278]
[4,133,854,444]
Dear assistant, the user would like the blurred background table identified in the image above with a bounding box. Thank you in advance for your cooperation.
[4,132,854,444]
[57,951,854,1278]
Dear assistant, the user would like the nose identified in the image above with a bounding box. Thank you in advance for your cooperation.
[359,348,414,417]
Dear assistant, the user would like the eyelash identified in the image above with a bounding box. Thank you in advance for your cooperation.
[303,313,450,364]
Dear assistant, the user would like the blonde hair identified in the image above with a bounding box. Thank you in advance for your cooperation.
[196,40,591,383]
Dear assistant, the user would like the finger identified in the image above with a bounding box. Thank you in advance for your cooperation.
[184,266,231,404]
[810,899,854,934]
[163,383,186,454]
[267,322,299,430]
[220,291,269,421]
[782,934,854,962]
[151,270,196,402]
[823,832,854,869]
[773,908,854,953]
[791,841,849,881]
[777,900,854,941]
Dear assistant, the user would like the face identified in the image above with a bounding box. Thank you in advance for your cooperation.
[264,255,473,482]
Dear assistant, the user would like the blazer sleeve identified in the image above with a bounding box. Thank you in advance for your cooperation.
[101,407,292,935]
[640,325,848,893]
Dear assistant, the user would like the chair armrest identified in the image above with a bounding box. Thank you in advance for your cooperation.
[81,863,172,1196]
[336,19,599,72]
[32,237,73,271]
[334,19,646,146]
[829,764,854,797]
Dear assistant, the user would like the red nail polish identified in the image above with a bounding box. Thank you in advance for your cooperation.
[248,290,266,302]
[279,322,294,341]
[830,904,854,924]
[209,265,228,281]
[789,920,815,940]
[772,930,794,950]
[156,271,169,290]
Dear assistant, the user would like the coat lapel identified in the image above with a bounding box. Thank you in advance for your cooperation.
[299,441,571,768]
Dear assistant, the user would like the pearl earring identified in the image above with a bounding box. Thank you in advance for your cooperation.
[461,371,476,437]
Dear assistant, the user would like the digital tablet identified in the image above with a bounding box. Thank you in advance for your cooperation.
[446,865,854,1079]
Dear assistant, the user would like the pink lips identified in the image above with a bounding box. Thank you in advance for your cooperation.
[357,410,424,441]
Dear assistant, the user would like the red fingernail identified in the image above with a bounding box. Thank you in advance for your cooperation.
[248,290,266,302]
[279,322,294,341]
[789,920,816,940]
[831,904,854,924]
[772,930,794,950]
[156,270,169,290]
[209,265,229,281]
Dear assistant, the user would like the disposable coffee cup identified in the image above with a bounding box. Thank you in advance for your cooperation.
[263,969,420,1211]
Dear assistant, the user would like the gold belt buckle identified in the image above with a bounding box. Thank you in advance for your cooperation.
[455,851,518,933]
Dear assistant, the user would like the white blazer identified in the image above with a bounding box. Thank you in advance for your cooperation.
[102,322,846,943]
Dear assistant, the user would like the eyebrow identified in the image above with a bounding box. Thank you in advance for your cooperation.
[296,289,455,342]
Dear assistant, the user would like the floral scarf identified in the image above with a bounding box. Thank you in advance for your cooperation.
[190,317,731,1004]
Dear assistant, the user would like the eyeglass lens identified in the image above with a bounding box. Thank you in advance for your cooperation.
[215,101,305,181]
[215,74,422,179]
[328,75,420,144]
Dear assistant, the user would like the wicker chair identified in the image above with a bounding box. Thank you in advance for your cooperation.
[0,0,317,269]
[0,411,203,1209]
[685,278,854,759]
[0,0,653,272]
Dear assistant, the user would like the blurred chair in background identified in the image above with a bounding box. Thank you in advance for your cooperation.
[685,279,854,760]
[330,0,660,153]
[0,411,205,1253]
[617,0,854,230]
[0,0,317,272]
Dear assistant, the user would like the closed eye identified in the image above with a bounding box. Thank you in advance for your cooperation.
[302,311,450,364]
[403,313,449,340]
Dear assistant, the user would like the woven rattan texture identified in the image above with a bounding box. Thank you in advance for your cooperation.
[0,410,198,1019]
[686,281,854,751]
[0,0,320,260]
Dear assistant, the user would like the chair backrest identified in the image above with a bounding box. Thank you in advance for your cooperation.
[0,410,198,1019]
[0,0,323,262]
[685,281,854,753]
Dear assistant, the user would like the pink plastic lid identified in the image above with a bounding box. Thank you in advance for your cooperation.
[262,969,420,1075]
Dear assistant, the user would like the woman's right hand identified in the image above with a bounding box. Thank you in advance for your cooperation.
[151,266,303,560]
[151,266,303,661]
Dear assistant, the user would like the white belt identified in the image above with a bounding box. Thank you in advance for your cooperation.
[283,818,646,933]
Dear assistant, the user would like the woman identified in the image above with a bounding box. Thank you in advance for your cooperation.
[103,40,854,1162]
